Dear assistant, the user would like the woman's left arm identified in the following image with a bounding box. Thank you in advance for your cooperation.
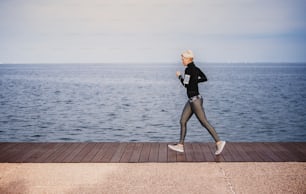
[197,68,208,83]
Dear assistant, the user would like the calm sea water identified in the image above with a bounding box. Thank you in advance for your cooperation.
[0,63,305,142]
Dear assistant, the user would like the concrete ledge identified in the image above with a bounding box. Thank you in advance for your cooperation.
[0,163,305,194]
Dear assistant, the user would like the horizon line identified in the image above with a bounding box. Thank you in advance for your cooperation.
[1,61,306,65]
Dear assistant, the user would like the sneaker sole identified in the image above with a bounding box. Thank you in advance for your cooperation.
[168,145,184,153]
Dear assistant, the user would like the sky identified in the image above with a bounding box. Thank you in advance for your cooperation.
[1,0,306,63]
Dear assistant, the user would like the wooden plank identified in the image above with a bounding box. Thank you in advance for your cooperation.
[120,143,135,163]
[233,142,251,162]
[22,143,56,162]
[42,143,70,162]
[6,143,35,163]
[129,143,143,163]
[148,143,159,162]
[93,143,117,162]
[15,143,48,163]
[241,142,264,162]
[274,143,298,161]
[19,143,46,162]
[91,143,111,162]
[0,143,18,162]
[33,143,64,163]
[3,143,28,162]
[260,142,284,162]
[253,143,276,162]
[253,142,271,162]
[110,143,128,163]
[158,143,168,162]
[100,143,120,162]
[199,143,215,162]
[280,143,305,162]
[139,143,151,162]
[192,143,205,162]
[70,143,93,162]
[295,142,306,155]
[176,152,187,162]
[184,143,195,162]
[80,143,101,163]
[0,142,9,153]
[231,143,255,162]
[58,143,85,162]
[297,142,306,160]
[0,142,13,161]
[294,142,306,160]
[50,143,77,163]
[0,143,16,159]
[266,142,288,162]
[3,143,32,163]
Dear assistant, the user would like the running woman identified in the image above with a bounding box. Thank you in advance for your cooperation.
[168,50,226,155]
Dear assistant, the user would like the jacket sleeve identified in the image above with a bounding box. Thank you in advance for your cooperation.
[178,75,185,86]
[178,68,189,88]
[197,68,207,83]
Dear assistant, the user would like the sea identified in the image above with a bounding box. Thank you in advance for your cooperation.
[0,63,305,142]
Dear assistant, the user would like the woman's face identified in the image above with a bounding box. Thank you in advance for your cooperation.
[181,56,192,66]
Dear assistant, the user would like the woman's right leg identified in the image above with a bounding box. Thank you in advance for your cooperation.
[179,101,193,144]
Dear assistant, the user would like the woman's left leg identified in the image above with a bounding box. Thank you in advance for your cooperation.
[190,98,220,142]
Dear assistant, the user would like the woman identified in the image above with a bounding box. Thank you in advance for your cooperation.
[168,50,226,155]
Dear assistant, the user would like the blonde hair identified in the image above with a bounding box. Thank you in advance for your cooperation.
[181,50,194,59]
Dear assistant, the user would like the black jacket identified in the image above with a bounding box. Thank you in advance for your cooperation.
[178,62,207,98]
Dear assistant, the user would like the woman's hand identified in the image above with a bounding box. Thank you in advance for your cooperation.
[176,71,181,77]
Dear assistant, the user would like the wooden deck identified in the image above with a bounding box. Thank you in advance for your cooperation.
[0,142,305,163]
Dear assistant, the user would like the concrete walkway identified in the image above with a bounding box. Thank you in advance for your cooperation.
[0,163,305,194]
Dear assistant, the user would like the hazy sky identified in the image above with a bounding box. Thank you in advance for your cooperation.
[1,0,306,63]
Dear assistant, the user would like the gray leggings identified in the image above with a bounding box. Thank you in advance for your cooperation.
[179,97,220,144]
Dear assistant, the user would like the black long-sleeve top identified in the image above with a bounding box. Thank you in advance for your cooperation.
[178,62,207,98]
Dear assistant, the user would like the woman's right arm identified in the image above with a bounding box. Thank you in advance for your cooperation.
[176,71,185,87]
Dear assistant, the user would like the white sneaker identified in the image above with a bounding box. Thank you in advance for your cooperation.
[215,141,226,155]
[168,144,184,153]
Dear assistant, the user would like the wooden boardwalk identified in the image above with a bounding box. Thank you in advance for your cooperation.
[0,142,305,163]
